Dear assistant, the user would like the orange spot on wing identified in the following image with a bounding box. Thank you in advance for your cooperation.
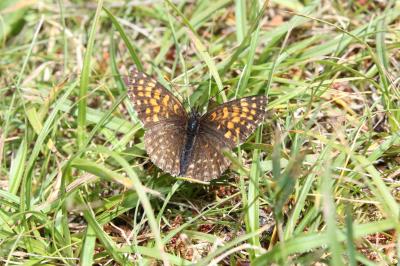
[152,114,159,122]
[232,106,241,113]
[150,99,157,105]
[232,116,240,123]
[235,127,240,135]
[162,95,170,106]
[224,131,232,139]
[210,112,217,120]
[241,101,249,107]
[222,107,229,118]
[153,106,160,113]
[173,104,180,113]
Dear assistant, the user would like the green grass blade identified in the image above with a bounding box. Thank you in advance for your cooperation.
[77,0,104,148]
[103,7,143,71]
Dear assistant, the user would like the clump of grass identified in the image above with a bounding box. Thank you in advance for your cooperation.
[0,0,399,265]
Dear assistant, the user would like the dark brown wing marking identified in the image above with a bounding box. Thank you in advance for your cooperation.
[124,68,186,127]
[200,96,268,148]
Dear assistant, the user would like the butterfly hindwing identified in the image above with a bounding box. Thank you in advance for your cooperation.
[183,134,231,181]
[144,121,186,177]
[200,96,268,148]
[124,68,186,127]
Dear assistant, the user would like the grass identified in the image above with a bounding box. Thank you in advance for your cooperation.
[1,0,400,265]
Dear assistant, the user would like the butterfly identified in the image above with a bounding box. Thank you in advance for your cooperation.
[124,69,267,181]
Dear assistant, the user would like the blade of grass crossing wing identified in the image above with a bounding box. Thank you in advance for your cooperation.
[71,158,134,189]
[109,30,136,119]
[243,23,263,262]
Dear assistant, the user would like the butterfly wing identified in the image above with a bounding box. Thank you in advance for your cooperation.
[183,133,231,181]
[124,68,187,127]
[144,121,186,176]
[124,69,187,176]
[183,96,268,181]
[200,96,268,148]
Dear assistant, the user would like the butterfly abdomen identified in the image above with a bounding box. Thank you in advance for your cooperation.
[179,113,200,176]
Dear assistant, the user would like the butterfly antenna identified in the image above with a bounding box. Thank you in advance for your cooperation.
[210,86,231,101]
[147,63,191,110]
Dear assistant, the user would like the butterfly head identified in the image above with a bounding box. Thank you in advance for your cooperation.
[187,109,201,133]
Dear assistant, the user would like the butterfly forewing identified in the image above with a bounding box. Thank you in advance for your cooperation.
[200,96,268,148]
[125,68,188,177]
[124,68,186,127]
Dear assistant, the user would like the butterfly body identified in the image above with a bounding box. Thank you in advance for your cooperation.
[180,112,201,175]
[125,69,267,181]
